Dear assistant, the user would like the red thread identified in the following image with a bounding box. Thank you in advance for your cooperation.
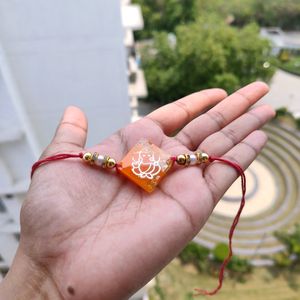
[31,153,83,178]
[194,156,246,296]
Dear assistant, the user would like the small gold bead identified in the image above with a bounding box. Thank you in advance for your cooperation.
[201,153,209,163]
[195,151,202,164]
[176,154,187,165]
[185,154,191,166]
[83,152,92,163]
[176,154,191,166]
[106,157,116,169]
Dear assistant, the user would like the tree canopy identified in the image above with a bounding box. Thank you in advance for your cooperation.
[134,0,300,39]
[195,0,300,30]
[141,15,275,103]
[133,0,197,39]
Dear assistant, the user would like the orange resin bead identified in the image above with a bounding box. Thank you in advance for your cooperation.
[118,140,174,193]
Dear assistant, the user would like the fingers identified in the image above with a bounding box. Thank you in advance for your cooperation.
[45,106,88,156]
[204,130,268,205]
[147,88,227,135]
[175,81,269,150]
[200,104,275,156]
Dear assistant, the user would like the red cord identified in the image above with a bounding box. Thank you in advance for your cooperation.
[194,156,246,296]
[31,153,83,178]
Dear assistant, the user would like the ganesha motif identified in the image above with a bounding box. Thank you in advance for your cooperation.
[131,148,161,179]
[118,140,172,193]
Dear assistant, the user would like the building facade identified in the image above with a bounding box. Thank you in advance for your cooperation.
[0,1,148,298]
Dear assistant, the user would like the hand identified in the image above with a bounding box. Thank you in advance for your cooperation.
[0,82,274,300]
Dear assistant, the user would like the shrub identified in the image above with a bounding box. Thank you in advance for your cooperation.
[273,252,293,268]
[275,107,288,118]
[213,243,229,262]
[273,224,300,268]
[228,255,252,274]
[179,242,210,271]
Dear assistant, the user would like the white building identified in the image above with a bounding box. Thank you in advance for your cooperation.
[122,1,148,121]
[260,27,300,56]
[0,1,148,298]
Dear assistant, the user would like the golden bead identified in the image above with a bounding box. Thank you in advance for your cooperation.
[185,154,191,166]
[106,157,116,169]
[176,154,191,166]
[201,152,209,163]
[176,154,187,165]
[83,152,92,163]
[195,151,202,163]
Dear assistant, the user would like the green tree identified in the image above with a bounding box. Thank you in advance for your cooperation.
[141,15,275,104]
[133,0,197,39]
[134,0,300,41]
[252,0,300,30]
[194,0,300,30]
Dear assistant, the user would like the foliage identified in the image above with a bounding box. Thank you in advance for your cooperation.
[134,0,300,41]
[212,243,229,262]
[296,118,300,130]
[133,0,197,39]
[194,0,300,30]
[279,55,300,76]
[141,15,275,103]
[275,224,300,260]
[273,252,293,268]
[247,0,300,30]
[179,242,210,271]
[178,241,252,281]
[275,107,289,118]
[149,261,300,300]
[272,224,300,268]
[228,255,252,274]
[274,107,300,130]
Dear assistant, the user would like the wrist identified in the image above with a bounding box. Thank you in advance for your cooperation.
[0,246,63,300]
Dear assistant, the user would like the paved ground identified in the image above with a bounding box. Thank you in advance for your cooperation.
[261,69,300,114]
[214,160,277,218]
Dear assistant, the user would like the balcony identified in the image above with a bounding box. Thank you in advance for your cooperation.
[121,5,144,31]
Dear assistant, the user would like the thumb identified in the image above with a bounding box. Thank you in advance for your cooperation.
[44,106,88,156]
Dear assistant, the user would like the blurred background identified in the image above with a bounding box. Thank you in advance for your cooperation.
[0,1,299,299]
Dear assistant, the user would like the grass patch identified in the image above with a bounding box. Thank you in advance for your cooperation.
[149,259,300,300]
[279,56,300,76]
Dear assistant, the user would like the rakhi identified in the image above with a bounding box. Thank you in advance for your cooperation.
[31,139,246,296]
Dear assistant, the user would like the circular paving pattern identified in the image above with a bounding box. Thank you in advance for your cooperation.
[222,167,259,202]
[195,123,300,258]
[215,160,277,217]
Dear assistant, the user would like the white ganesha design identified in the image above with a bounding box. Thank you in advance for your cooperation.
[131,148,161,179]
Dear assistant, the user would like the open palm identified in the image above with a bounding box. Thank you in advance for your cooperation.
[14,82,274,300]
